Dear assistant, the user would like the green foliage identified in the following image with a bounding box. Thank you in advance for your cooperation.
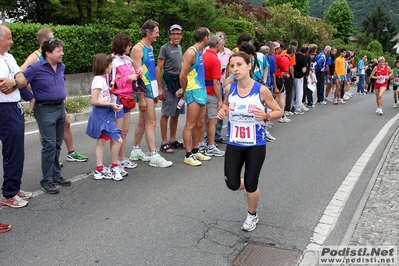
[308,0,399,32]
[367,40,383,56]
[65,96,91,113]
[261,4,334,47]
[360,5,398,53]
[265,0,310,16]
[323,0,354,43]
[8,22,131,74]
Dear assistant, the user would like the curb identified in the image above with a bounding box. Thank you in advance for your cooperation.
[339,127,399,246]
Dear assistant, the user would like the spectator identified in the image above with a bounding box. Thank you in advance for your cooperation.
[156,24,185,153]
[180,27,211,166]
[130,20,173,168]
[0,25,31,207]
[24,38,72,194]
[20,27,89,164]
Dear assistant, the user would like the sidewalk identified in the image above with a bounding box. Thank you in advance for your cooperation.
[346,129,399,248]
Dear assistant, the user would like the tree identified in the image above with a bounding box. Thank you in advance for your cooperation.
[265,0,310,16]
[262,3,335,46]
[361,5,398,53]
[0,0,18,24]
[323,0,354,43]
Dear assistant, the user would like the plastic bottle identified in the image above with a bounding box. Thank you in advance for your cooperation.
[176,98,185,109]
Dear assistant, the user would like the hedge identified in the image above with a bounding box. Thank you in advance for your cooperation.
[8,22,197,74]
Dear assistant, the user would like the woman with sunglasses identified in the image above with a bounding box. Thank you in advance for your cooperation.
[370,56,393,115]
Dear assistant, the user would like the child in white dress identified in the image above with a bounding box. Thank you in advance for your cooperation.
[86,54,123,181]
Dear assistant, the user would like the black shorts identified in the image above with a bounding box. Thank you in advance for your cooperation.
[224,144,266,193]
[276,77,285,93]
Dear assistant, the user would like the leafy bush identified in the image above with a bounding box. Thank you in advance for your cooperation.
[7,22,199,74]
[65,96,91,113]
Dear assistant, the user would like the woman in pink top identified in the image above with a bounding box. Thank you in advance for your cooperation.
[110,34,139,175]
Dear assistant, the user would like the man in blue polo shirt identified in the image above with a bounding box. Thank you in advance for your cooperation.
[24,38,71,194]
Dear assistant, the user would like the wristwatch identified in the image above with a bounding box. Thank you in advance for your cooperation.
[13,79,18,88]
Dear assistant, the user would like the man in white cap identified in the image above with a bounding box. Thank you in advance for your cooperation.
[156,24,184,153]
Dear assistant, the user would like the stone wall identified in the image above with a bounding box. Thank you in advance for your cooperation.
[65,72,93,96]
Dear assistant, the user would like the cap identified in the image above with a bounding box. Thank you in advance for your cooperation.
[170,24,182,31]
[273,42,280,48]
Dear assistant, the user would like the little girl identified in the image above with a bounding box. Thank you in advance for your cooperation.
[86,54,123,181]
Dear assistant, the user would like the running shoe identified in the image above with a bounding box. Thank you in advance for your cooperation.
[205,147,225,157]
[339,98,346,104]
[0,223,11,233]
[118,165,128,177]
[333,98,338,105]
[241,212,259,232]
[93,167,112,180]
[294,110,304,115]
[321,100,327,105]
[119,158,137,169]
[278,116,291,123]
[109,166,123,181]
[394,103,398,108]
[193,152,211,161]
[378,109,383,116]
[301,104,309,112]
[376,108,381,113]
[66,150,88,162]
[149,154,173,168]
[0,195,28,208]
[17,190,32,200]
[266,131,276,142]
[129,148,151,161]
[184,155,202,166]
[198,145,207,153]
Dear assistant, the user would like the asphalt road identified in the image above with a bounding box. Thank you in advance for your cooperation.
[1,90,398,266]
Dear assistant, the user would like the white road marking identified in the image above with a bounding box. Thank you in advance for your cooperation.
[298,112,399,265]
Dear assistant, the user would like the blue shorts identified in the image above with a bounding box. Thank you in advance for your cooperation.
[115,97,132,119]
[185,89,207,106]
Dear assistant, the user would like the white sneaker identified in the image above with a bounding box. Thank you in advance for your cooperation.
[205,146,225,157]
[93,167,111,180]
[266,131,276,142]
[294,110,304,115]
[394,103,398,108]
[338,98,346,104]
[278,116,291,123]
[119,158,137,169]
[343,95,350,100]
[129,148,151,161]
[376,107,381,113]
[109,166,123,181]
[301,104,309,112]
[241,212,259,232]
[325,97,333,102]
[379,109,383,116]
[149,153,173,168]
[118,165,128,177]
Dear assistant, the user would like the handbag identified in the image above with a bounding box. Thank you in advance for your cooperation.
[117,95,136,109]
